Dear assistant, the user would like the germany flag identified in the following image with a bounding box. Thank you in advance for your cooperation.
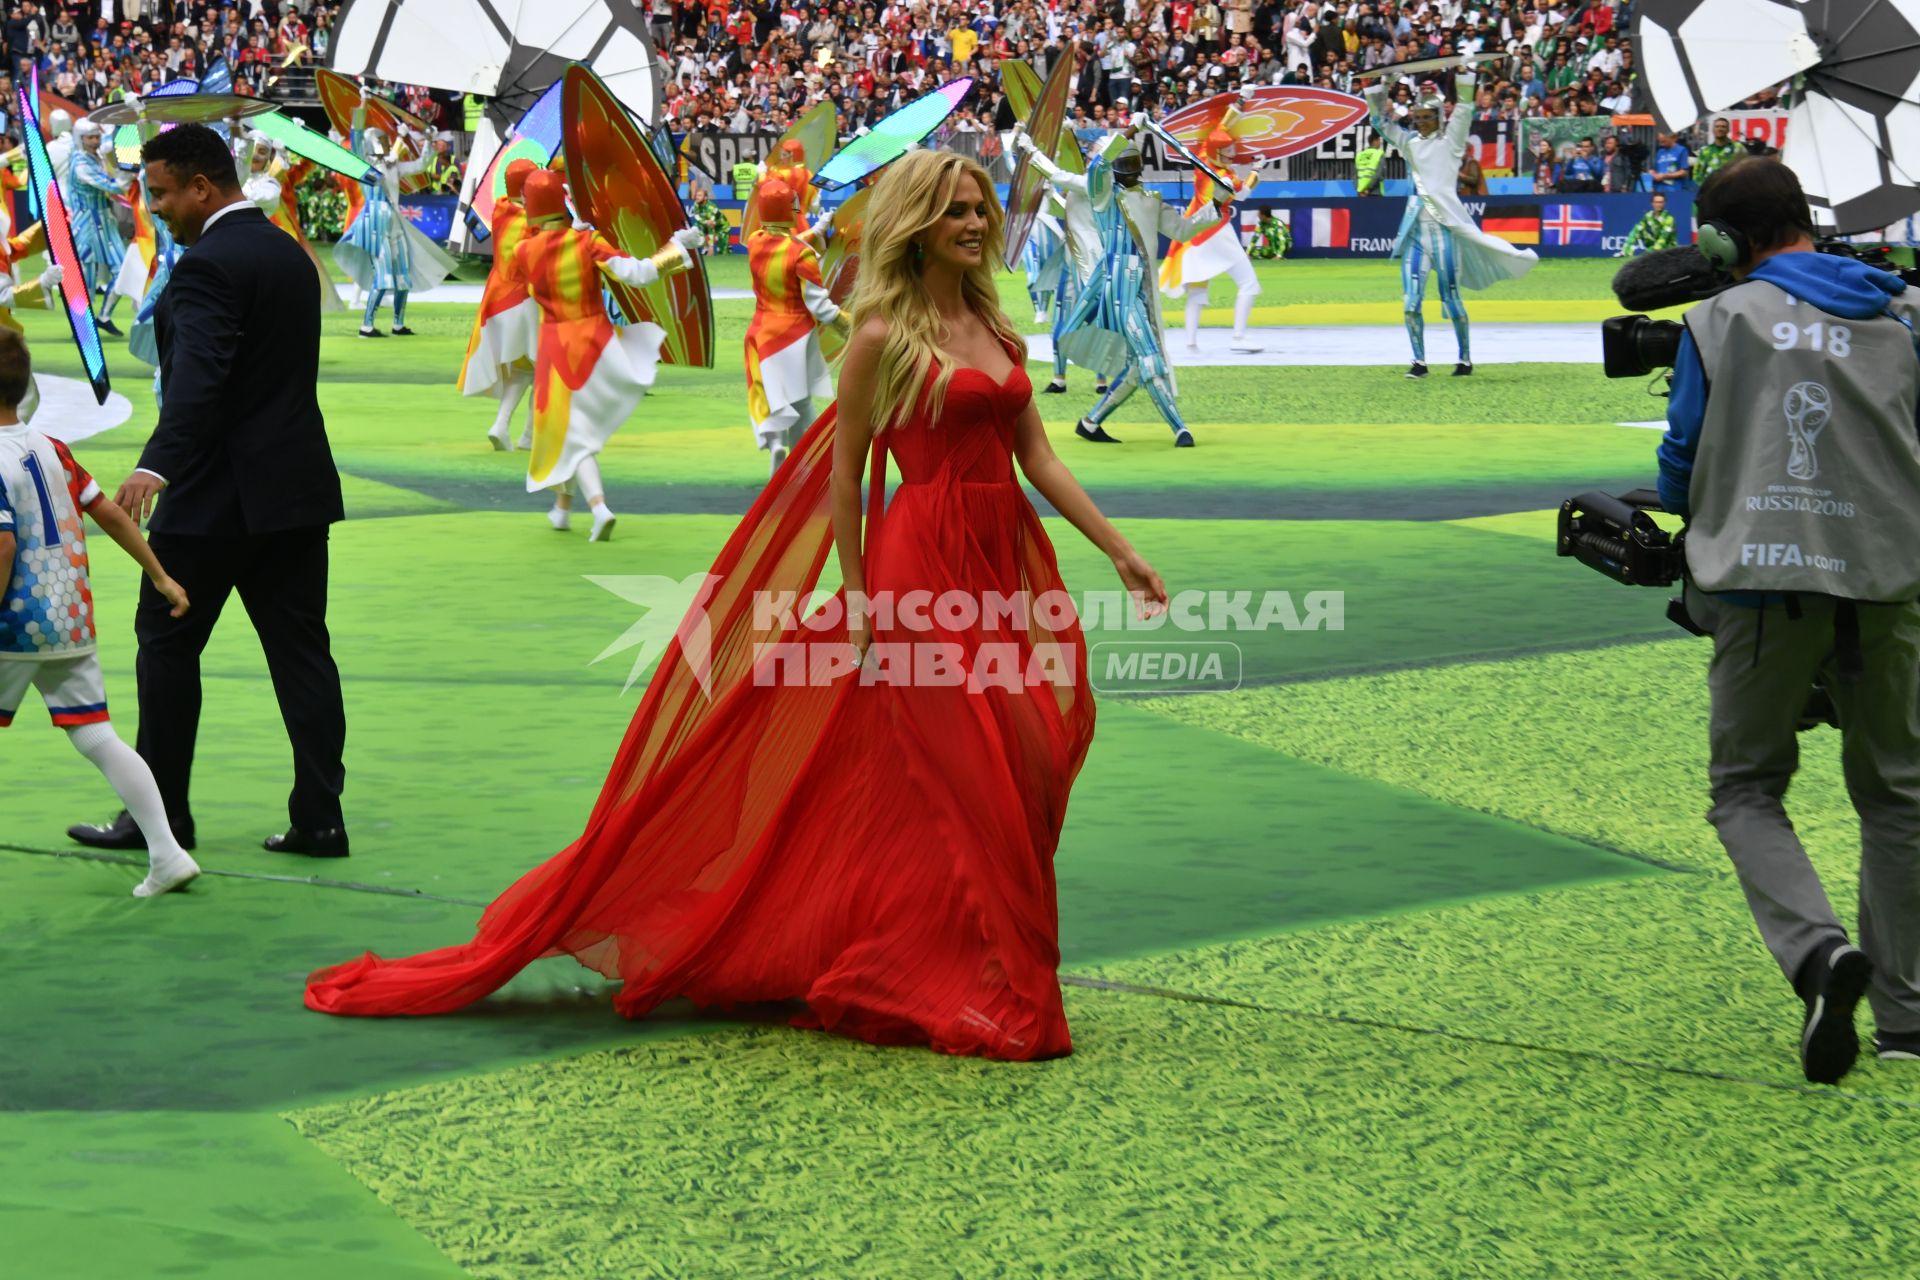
[1482,205,1541,245]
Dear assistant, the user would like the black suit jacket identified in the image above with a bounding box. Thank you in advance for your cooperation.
[138,204,343,536]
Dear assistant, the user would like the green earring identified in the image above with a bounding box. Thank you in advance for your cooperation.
[912,241,925,266]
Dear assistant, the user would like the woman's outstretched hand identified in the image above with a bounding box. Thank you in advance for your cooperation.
[1112,549,1169,619]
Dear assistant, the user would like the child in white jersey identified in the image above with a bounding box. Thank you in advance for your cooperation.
[0,329,199,897]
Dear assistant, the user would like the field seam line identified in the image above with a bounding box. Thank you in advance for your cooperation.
[16,843,1866,1108]
[1059,974,1920,1111]
[0,843,492,906]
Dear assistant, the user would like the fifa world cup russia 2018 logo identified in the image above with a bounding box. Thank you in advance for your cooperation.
[1783,381,1832,482]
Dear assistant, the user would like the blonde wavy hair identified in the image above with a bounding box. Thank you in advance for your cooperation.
[848,148,1027,433]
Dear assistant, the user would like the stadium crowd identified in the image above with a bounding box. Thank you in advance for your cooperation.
[654,1,1778,144]
[0,2,466,126]
[0,1,1777,198]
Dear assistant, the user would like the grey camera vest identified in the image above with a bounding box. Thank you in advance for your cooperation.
[1683,277,1920,602]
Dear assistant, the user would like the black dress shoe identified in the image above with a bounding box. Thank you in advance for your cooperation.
[68,809,196,852]
[391,325,417,336]
[1075,419,1122,444]
[96,317,124,336]
[264,826,351,858]
[358,327,388,338]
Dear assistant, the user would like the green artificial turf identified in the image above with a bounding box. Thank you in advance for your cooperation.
[284,982,1920,1280]
[4,259,1897,1279]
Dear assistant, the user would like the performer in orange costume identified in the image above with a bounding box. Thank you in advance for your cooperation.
[1158,128,1264,353]
[0,171,54,337]
[460,157,540,451]
[744,178,847,478]
[513,169,701,542]
[758,138,820,233]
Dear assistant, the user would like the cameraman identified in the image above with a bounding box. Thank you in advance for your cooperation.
[1657,158,1920,1084]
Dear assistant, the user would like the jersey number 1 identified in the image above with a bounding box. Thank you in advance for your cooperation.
[21,452,62,547]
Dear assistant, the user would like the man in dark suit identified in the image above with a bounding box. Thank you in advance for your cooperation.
[70,124,350,858]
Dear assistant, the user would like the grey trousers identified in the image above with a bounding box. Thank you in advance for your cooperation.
[1690,587,1920,1033]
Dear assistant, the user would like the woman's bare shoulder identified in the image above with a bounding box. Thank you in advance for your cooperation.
[850,315,892,348]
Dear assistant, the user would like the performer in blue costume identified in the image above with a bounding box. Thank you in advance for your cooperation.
[67,119,131,335]
[121,120,177,384]
[1015,119,1226,447]
[1021,208,1063,323]
[126,175,178,399]
[1034,187,1095,398]
[334,99,456,338]
[1364,68,1537,378]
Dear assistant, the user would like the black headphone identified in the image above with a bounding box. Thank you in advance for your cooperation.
[1696,217,1751,271]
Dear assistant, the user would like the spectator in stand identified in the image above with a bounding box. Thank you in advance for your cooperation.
[1557,136,1606,193]
[1587,34,1623,79]
[1458,148,1487,197]
[1650,129,1692,193]
[1601,131,1636,192]
[1545,51,1578,94]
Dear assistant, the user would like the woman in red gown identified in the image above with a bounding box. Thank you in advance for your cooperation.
[306,150,1169,1060]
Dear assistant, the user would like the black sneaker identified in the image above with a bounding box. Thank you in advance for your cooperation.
[96,317,124,336]
[1875,1030,1920,1061]
[359,327,388,338]
[1799,940,1873,1084]
[391,326,417,336]
[1404,361,1428,379]
[1041,379,1068,394]
[1075,419,1122,444]
[1173,429,1195,447]
[1452,362,1474,377]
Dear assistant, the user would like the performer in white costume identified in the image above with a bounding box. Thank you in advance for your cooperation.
[1364,69,1537,378]
[1160,127,1265,352]
[45,110,75,211]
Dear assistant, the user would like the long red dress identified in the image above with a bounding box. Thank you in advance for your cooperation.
[306,337,1093,1060]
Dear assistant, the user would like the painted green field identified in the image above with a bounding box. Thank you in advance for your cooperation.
[6,258,1913,1279]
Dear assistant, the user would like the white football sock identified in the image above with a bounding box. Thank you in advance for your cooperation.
[67,723,199,896]
[1184,289,1205,347]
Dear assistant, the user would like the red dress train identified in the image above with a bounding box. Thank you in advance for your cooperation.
[306,345,1094,1060]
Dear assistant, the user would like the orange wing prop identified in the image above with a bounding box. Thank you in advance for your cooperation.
[818,186,869,308]
[1158,87,1370,162]
[743,99,837,240]
[563,65,714,370]
[316,68,432,194]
